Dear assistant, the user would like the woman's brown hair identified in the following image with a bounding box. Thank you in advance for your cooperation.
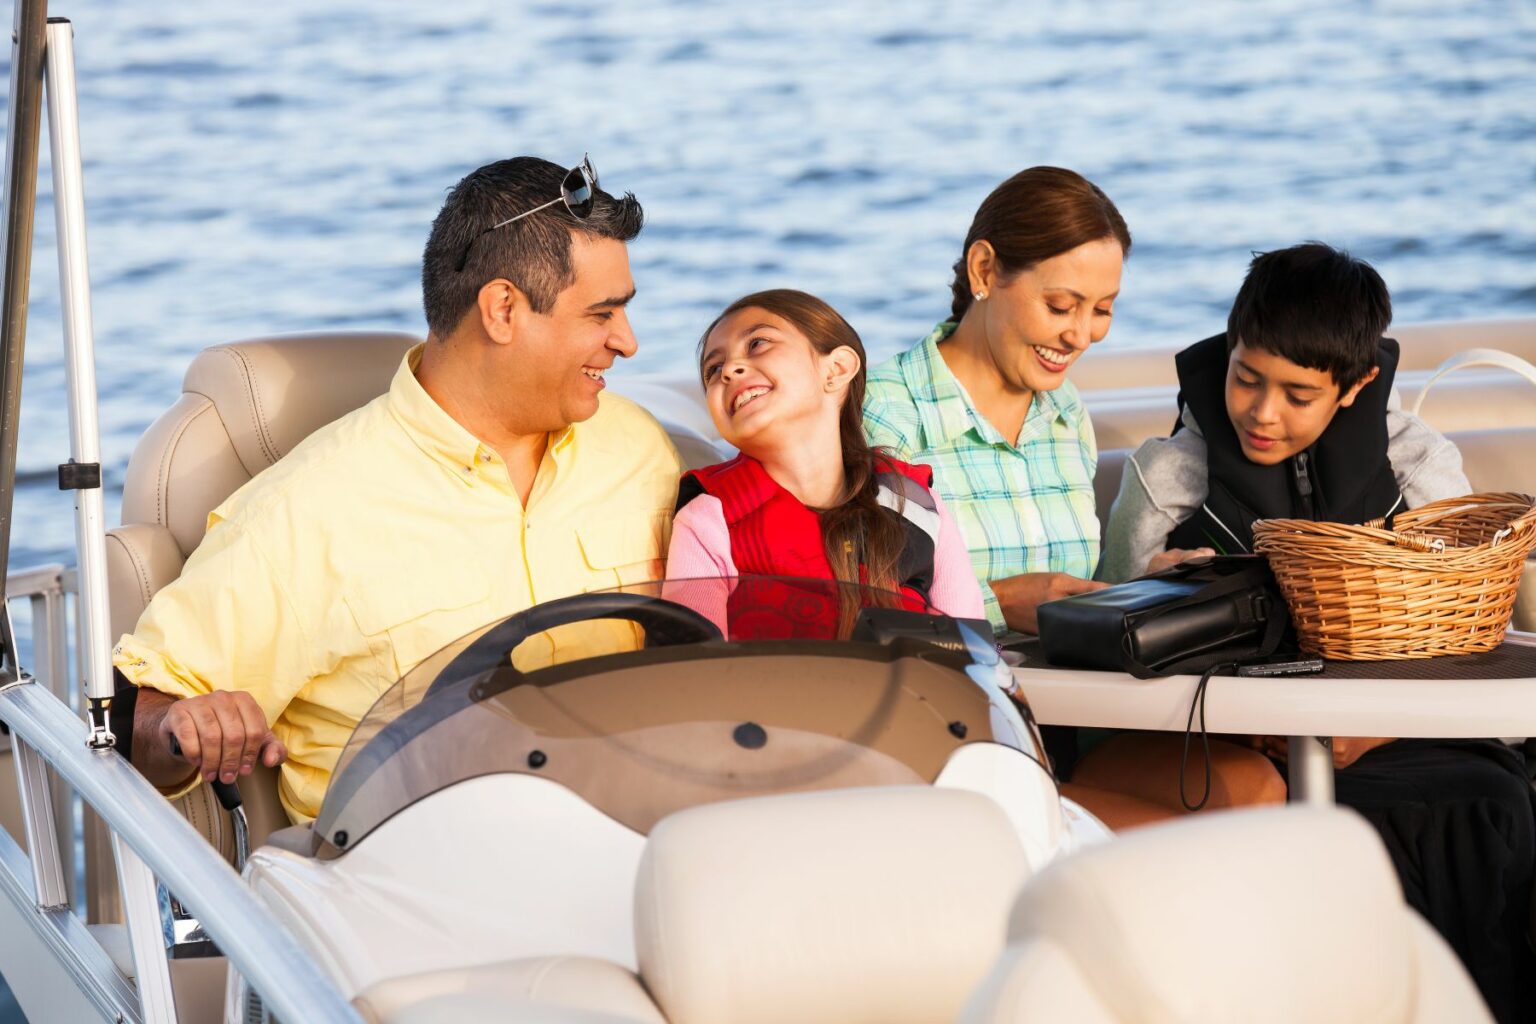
[949,166,1132,320]
[699,290,907,632]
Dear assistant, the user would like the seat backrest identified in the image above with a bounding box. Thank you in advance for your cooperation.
[633,786,1029,1024]
[962,805,1492,1024]
[97,333,419,922]
[118,332,422,564]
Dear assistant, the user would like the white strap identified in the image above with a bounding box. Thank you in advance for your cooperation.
[1410,346,1536,418]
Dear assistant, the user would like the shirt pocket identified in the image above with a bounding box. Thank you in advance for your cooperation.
[575,509,670,591]
[343,574,494,686]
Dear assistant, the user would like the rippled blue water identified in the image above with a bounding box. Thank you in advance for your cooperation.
[0,4,1532,1017]
[3,0,1534,572]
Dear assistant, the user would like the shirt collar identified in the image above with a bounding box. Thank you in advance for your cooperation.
[900,320,1073,448]
[386,344,575,480]
[901,321,981,446]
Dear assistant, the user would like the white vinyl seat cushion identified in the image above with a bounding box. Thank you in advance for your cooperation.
[353,955,665,1024]
[963,805,1493,1024]
[635,786,1029,1024]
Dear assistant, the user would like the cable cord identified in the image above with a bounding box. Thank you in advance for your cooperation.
[1180,662,1236,812]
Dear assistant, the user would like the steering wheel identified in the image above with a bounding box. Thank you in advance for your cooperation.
[427,591,723,697]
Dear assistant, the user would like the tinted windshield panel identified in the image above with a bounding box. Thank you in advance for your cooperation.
[316,577,1031,853]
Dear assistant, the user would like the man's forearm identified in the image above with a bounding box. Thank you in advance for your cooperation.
[130,687,196,789]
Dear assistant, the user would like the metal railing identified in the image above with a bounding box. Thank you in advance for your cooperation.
[3,565,363,1023]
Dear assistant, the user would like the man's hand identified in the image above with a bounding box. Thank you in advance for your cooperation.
[989,572,1109,635]
[1328,736,1396,769]
[1144,547,1216,575]
[1249,734,1395,769]
[134,688,286,788]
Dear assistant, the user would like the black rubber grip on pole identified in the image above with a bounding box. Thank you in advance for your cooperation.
[57,460,101,490]
[167,736,244,811]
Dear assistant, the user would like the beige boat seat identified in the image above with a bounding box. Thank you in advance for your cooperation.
[1067,318,1536,392]
[102,331,723,892]
[102,332,420,892]
[633,785,1030,1024]
[353,955,665,1024]
[963,804,1492,1023]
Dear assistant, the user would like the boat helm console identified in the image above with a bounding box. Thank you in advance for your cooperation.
[230,575,1099,1010]
[313,574,1059,857]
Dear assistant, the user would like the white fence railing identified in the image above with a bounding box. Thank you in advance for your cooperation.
[2,564,362,1024]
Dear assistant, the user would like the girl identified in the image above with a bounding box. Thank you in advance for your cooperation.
[666,289,985,639]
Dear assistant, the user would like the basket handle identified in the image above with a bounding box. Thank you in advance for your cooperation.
[1410,347,1536,419]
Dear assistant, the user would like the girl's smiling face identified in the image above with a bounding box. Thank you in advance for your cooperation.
[700,307,858,452]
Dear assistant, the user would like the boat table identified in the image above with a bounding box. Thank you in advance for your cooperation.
[1009,631,1536,804]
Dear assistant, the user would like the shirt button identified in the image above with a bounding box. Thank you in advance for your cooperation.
[478,451,493,463]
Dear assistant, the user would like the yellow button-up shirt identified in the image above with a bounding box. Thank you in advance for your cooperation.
[114,346,684,822]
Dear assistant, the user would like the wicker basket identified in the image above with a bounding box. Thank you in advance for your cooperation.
[1251,492,1536,660]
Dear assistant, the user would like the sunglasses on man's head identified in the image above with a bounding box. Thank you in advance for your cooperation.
[453,154,600,272]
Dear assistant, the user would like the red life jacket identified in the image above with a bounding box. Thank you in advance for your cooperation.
[679,454,939,639]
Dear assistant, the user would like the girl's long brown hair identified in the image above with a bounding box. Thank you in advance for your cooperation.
[699,290,907,628]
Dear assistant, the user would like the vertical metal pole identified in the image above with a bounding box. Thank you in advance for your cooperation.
[113,834,178,1023]
[30,581,78,906]
[12,736,66,908]
[1287,735,1336,805]
[44,18,115,741]
[0,0,50,681]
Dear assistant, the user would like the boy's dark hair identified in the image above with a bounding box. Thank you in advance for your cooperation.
[421,157,644,338]
[1226,242,1391,391]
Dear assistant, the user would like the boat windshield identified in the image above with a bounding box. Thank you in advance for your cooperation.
[314,575,1043,854]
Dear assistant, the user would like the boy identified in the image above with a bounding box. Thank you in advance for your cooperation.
[1100,242,1467,581]
[1100,242,1534,1023]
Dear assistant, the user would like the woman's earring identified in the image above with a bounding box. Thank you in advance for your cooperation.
[824,378,837,391]
[974,290,986,302]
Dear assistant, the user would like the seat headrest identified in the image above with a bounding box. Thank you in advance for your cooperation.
[183,333,420,477]
[634,786,1029,1024]
[1003,806,1415,1023]
[122,332,419,555]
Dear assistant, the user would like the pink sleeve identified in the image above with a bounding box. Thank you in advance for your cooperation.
[663,495,735,638]
[927,490,987,621]
[665,495,736,578]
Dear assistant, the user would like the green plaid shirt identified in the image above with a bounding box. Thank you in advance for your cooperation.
[863,320,1101,633]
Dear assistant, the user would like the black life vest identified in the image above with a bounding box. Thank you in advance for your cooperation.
[1167,332,1404,554]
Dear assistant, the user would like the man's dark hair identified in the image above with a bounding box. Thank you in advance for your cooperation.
[421,157,644,337]
[1226,242,1392,391]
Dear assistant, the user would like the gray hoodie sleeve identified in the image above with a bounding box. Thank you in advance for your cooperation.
[1384,398,1472,506]
[1098,407,1211,583]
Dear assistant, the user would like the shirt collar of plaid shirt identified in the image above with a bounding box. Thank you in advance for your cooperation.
[387,344,578,482]
[901,320,1072,449]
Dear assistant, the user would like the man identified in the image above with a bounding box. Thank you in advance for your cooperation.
[113,157,684,823]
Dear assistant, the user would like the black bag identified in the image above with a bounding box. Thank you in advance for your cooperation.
[1037,555,1293,678]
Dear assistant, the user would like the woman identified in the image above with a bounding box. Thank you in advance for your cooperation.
[863,167,1285,827]
[864,166,1126,635]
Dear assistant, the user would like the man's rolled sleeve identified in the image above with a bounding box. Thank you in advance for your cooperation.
[112,520,317,734]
